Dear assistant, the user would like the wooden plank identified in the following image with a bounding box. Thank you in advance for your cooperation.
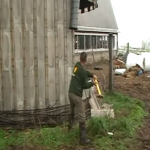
[46,0,56,107]
[25,31,35,109]
[12,0,24,110]
[66,1,73,65]
[36,0,46,109]
[57,0,65,106]
[44,1,48,106]
[47,0,54,31]
[2,0,11,31]
[67,66,73,103]
[82,89,90,100]
[89,87,101,109]
[63,0,68,104]
[54,0,59,105]
[66,31,74,104]
[24,0,35,110]
[66,0,71,29]
[25,0,34,31]
[33,0,39,109]
[0,0,2,110]
[66,0,74,104]
[1,0,14,110]
[21,0,26,110]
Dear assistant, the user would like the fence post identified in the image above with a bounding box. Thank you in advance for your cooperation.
[108,33,113,93]
[116,33,118,55]
[127,43,129,53]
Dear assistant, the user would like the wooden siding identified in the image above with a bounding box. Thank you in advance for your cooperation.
[0,0,74,111]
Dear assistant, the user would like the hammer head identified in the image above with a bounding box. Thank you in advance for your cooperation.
[96,94,104,98]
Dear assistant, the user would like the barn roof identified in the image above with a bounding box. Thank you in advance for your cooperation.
[78,0,118,32]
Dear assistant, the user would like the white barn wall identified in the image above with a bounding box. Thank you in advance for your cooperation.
[0,0,74,111]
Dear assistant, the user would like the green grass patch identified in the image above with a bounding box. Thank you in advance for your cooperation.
[87,92,148,150]
[0,92,148,150]
[0,126,79,150]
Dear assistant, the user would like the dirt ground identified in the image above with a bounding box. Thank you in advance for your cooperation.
[87,62,150,150]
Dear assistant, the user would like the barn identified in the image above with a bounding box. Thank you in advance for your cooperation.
[74,0,118,64]
[0,0,117,129]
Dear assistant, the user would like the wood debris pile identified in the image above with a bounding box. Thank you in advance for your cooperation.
[113,58,126,69]
[122,64,144,78]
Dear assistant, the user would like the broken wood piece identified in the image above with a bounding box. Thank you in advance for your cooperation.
[94,66,103,70]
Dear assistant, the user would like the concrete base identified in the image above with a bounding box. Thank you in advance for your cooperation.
[91,103,115,118]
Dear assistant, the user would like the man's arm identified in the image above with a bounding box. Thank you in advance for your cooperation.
[86,70,97,80]
[80,69,95,89]
[86,70,93,78]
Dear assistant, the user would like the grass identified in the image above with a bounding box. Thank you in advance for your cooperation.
[87,92,148,150]
[0,126,79,150]
[0,92,148,150]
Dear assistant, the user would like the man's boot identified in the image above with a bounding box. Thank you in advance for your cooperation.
[79,122,91,145]
[68,113,74,132]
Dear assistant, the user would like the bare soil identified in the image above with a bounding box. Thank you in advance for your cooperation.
[87,62,150,150]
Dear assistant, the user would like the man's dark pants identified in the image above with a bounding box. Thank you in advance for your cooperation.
[68,92,85,124]
[68,92,91,144]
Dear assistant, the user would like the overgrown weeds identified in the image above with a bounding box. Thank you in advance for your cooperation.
[0,92,148,150]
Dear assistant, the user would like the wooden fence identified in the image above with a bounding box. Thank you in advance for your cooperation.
[118,44,150,54]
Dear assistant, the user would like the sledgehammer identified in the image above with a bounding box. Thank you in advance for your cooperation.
[94,79,104,98]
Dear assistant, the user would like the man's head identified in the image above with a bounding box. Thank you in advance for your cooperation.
[80,52,87,64]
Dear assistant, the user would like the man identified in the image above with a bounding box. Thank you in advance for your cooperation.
[68,52,97,145]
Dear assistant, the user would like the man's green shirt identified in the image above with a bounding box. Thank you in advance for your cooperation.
[69,62,94,97]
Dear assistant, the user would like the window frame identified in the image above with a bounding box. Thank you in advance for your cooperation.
[74,32,117,54]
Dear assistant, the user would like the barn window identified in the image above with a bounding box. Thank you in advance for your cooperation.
[97,36,103,48]
[91,35,96,49]
[85,35,91,49]
[75,35,78,49]
[74,33,117,52]
[103,36,108,49]
[78,35,84,49]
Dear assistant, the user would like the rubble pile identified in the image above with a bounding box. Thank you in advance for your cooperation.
[114,52,150,78]
[122,64,144,78]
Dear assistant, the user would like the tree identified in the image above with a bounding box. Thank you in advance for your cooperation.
[141,39,150,50]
